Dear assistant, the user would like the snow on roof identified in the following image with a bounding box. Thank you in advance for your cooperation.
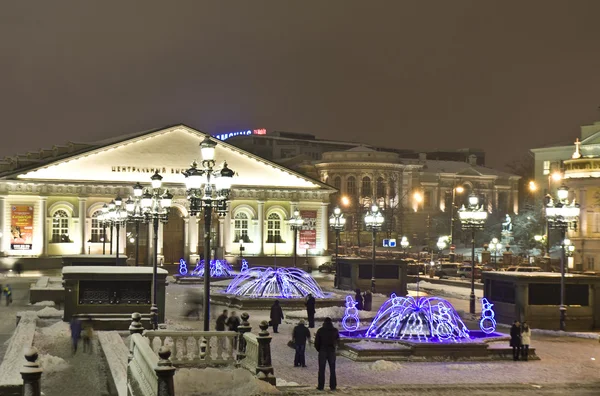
[418,160,518,178]
[345,145,378,152]
[62,266,169,275]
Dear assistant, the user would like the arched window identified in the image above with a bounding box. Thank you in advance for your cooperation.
[234,212,250,242]
[376,177,386,198]
[362,176,372,197]
[389,180,396,199]
[91,210,104,243]
[347,176,356,195]
[52,210,70,243]
[333,176,342,190]
[266,213,284,243]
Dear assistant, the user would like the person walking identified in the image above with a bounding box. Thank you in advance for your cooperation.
[306,294,316,329]
[355,289,363,311]
[216,309,229,351]
[314,317,339,391]
[509,320,522,361]
[3,284,12,306]
[226,311,241,349]
[521,321,531,361]
[82,317,94,354]
[292,319,311,367]
[70,317,82,355]
[363,290,373,311]
[270,300,284,333]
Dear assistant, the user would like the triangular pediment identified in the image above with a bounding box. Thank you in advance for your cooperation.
[582,131,600,145]
[455,167,483,177]
[12,125,328,190]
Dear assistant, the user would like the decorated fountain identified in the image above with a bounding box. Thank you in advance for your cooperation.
[174,258,234,283]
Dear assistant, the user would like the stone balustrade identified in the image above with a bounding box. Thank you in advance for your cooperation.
[240,333,259,373]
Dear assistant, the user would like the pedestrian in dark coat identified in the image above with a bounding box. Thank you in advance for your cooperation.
[355,289,364,311]
[216,309,228,331]
[314,317,339,391]
[363,290,373,311]
[306,294,316,328]
[292,320,311,367]
[270,300,284,333]
[509,320,522,361]
[70,318,82,355]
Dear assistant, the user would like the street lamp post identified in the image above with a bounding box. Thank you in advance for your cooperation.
[449,185,464,244]
[329,206,346,289]
[458,194,488,314]
[304,242,310,271]
[184,136,235,332]
[106,197,128,266]
[400,236,409,258]
[125,182,145,266]
[364,204,384,293]
[239,239,245,262]
[545,184,580,331]
[288,210,304,268]
[138,171,172,329]
[489,237,503,268]
[100,204,109,254]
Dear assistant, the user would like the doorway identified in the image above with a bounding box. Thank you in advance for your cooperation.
[163,208,185,264]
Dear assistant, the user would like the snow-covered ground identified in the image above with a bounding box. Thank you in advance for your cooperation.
[287,306,377,321]
[175,367,280,395]
[408,280,484,300]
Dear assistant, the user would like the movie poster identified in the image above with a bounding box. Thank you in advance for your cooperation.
[11,205,34,250]
[299,210,317,248]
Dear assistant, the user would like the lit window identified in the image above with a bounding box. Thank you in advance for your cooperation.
[362,177,372,197]
[376,177,386,198]
[90,210,104,242]
[267,213,283,243]
[543,161,550,176]
[333,176,342,190]
[347,177,356,195]
[234,212,250,242]
[52,210,70,243]
[587,257,595,271]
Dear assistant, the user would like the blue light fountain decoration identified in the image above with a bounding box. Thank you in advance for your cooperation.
[178,258,233,278]
[479,298,497,334]
[226,267,325,298]
[365,294,470,342]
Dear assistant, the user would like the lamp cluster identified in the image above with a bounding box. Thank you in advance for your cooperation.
[126,173,174,223]
[364,204,384,231]
[328,206,346,231]
[545,185,580,231]
[457,195,487,230]
[289,209,305,230]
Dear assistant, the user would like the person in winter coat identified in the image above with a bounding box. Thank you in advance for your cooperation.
[216,309,228,331]
[306,294,316,328]
[226,311,241,349]
[355,289,364,311]
[521,321,531,361]
[314,317,339,391]
[292,319,311,367]
[270,300,284,333]
[509,320,522,361]
[363,291,373,311]
[70,318,82,355]
[82,316,94,354]
[3,284,12,306]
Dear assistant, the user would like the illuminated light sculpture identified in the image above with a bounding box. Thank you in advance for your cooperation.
[226,267,325,299]
[479,298,497,334]
[342,295,360,332]
[241,259,249,272]
[365,294,469,342]
[179,258,188,276]
[191,259,233,278]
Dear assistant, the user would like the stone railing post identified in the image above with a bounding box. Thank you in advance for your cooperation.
[154,347,176,396]
[128,312,144,363]
[256,320,276,385]
[20,348,43,396]
[236,312,251,362]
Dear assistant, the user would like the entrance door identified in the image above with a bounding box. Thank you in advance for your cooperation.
[163,208,185,264]
[126,222,149,265]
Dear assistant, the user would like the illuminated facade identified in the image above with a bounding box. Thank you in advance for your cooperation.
[0,125,334,268]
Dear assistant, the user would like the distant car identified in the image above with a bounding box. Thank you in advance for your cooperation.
[457,265,483,279]
[505,266,543,272]
[407,263,426,275]
[318,262,335,273]
[434,263,461,278]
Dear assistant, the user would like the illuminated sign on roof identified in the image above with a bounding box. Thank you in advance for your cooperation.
[214,128,266,141]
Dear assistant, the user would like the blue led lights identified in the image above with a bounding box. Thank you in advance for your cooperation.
[342,295,361,332]
[365,294,470,342]
[479,298,497,334]
[179,258,188,276]
[226,267,325,299]
[241,259,249,272]
[178,259,233,278]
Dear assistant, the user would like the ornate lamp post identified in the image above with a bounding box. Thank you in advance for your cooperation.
[458,194,488,314]
[364,203,384,293]
[288,210,304,268]
[304,241,310,271]
[545,184,580,331]
[449,185,464,244]
[125,182,145,266]
[99,204,109,254]
[329,206,346,288]
[139,171,173,329]
[239,238,245,262]
[489,237,503,267]
[183,136,235,332]
[400,236,409,258]
[436,237,447,261]
[106,197,128,265]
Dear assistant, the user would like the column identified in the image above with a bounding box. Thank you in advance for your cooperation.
[188,216,199,263]
[0,196,5,254]
[257,201,265,255]
[40,197,48,256]
[320,202,328,253]
[579,188,587,237]
[183,218,189,260]
[512,188,519,214]
[78,198,87,254]
[223,207,231,255]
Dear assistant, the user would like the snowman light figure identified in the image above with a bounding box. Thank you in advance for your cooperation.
[479,298,497,334]
[241,259,249,272]
[342,295,361,332]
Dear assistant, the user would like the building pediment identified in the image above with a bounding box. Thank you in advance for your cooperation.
[9,125,329,191]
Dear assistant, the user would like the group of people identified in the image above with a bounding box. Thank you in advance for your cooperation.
[69,316,95,355]
[510,320,532,361]
[354,289,372,311]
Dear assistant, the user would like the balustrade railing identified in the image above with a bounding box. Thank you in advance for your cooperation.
[128,333,159,396]
[240,333,259,373]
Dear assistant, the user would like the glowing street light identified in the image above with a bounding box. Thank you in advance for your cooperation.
[288,210,305,268]
[329,206,346,288]
[364,204,384,293]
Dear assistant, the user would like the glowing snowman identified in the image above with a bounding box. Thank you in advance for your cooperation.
[179,258,188,276]
[241,259,249,272]
[342,295,361,332]
[434,303,454,340]
[479,298,497,334]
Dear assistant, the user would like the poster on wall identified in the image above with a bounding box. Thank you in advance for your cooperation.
[299,210,317,248]
[11,205,34,250]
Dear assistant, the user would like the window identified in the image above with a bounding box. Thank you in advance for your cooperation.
[266,213,284,243]
[333,176,342,190]
[91,210,104,243]
[234,212,250,242]
[347,176,356,195]
[594,213,600,234]
[389,180,396,199]
[587,256,595,271]
[376,177,385,198]
[543,161,550,175]
[52,210,70,243]
[424,191,432,208]
[362,176,372,197]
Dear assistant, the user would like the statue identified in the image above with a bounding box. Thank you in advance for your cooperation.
[502,214,513,233]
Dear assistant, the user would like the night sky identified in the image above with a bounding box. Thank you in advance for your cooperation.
[2,1,600,169]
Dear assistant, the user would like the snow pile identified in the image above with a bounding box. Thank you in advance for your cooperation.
[35,307,64,317]
[163,319,194,331]
[408,281,483,300]
[33,300,56,306]
[175,367,280,395]
[0,315,36,387]
[287,306,377,321]
[369,360,404,371]
[35,321,70,353]
[445,363,497,371]
[349,340,410,350]
[39,354,69,373]
[276,378,300,387]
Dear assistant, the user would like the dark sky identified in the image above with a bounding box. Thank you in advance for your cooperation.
[2,1,600,169]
